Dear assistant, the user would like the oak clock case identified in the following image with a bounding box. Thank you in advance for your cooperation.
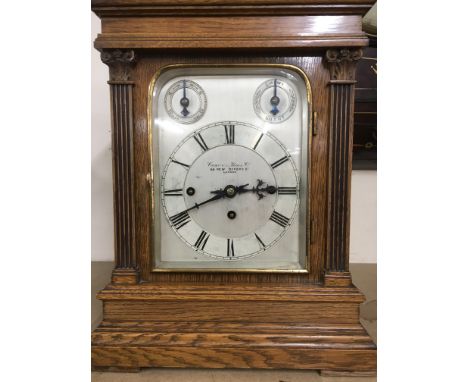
[150,66,310,272]
[92,0,376,375]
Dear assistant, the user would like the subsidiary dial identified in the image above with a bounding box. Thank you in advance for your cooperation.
[164,79,207,124]
[253,78,297,123]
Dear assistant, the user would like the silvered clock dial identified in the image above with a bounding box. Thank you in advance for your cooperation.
[151,65,311,271]
[161,121,299,260]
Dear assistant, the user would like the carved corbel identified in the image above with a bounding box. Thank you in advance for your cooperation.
[100,49,137,83]
[325,48,363,82]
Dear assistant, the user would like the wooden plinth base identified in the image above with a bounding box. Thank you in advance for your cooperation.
[92,282,376,372]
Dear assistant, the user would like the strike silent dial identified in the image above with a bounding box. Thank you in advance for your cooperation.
[253,78,297,123]
[164,79,207,124]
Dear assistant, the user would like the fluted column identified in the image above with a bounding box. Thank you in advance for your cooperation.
[100,49,139,284]
[324,48,362,286]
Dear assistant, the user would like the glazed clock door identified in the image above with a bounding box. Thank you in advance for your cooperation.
[150,66,311,272]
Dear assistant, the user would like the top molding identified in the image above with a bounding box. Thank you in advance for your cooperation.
[91,0,375,17]
[92,1,373,50]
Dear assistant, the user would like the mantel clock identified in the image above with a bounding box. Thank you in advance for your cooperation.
[92,0,377,375]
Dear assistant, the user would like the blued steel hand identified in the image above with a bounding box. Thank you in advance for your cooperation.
[180,80,190,117]
[270,79,280,115]
[182,192,224,214]
[240,179,277,200]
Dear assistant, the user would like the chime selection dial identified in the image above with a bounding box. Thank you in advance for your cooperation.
[253,78,297,123]
[164,79,207,124]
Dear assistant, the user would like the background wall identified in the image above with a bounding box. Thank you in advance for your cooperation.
[350,171,377,263]
[91,13,113,261]
[91,13,377,264]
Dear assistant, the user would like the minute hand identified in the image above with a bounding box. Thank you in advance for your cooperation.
[182,193,225,214]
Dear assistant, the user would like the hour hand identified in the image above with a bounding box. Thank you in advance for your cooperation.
[238,179,277,200]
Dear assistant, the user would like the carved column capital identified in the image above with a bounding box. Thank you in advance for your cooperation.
[325,48,363,81]
[100,49,137,82]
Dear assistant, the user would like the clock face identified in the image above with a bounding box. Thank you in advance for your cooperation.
[161,121,299,260]
[151,66,310,271]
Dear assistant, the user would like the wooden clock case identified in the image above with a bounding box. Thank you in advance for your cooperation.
[91,0,377,375]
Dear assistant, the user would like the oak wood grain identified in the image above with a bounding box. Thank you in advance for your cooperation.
[97,282,366,302]
[103,301,359,323]
[92,345,376,370]
[97,321,370,334]
[95,15,367,49]
[92,0,375,17]
[92,317,376,370]
[101,16,363,36]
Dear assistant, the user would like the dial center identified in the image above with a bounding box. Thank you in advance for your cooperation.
[225,185,236,198]
[183,145,277,238]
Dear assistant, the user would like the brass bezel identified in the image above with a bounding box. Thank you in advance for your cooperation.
[147,63,313,273]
